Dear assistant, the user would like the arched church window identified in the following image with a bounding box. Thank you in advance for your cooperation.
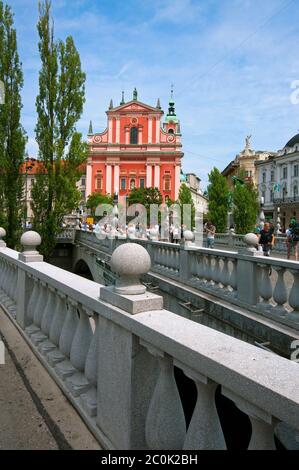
[95,175,103,190]
[164,175,171,191]
[130,127,138,144]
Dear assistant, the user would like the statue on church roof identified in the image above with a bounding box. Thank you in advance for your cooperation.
[133,87,138,101]
[245,135,252,149]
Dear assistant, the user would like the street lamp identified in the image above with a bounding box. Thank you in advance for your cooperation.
[276,206,281,234]
[24,157,34,225]
[259,196,265,228]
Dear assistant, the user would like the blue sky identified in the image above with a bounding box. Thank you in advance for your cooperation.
[9,0,299,187]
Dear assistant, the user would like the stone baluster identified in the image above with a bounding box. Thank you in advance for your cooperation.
[12,265,18,302]
[31,286,57,346]
[7,265,15,301]
[66,306,94,396]
[288,270,299,323]
[39,292,67,355]
[248,416,277,450]
[179,364,226,450]
[26,281,47,336]
[31,285,57,346]
[229,258,237,295]
[209,255,219,287]
[41,286,57,337]
[0,227,6,248]
[196,253,204,281]
[145,350,186,450]
[59,299,80,359]
[26,277,39,326]
[175,248,180,274]
[257,264,273,310]
[2,261,10,295]
[0,259,5,288]
[67,304,92,373]
[223,388,276,450]
[272,267,287,316]
[212,255,221,289]
[80,315,99,416]
[220,256,230,291]
[166,247,171,270]
[205,254,212,285]
[54,299,80,375]
[165,247,170,271]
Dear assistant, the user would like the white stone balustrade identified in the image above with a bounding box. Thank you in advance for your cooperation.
[0,228,299,449]
[76,230,299,331]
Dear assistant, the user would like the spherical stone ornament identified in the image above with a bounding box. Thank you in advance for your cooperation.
[110,243,151,295]
[0,227,6,239]
[244,233,259,248]
[21,231,42,253]
[183,230,195,242]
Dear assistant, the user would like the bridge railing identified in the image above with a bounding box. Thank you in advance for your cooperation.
[76,231,299,332]
[0,229,299,449]
[56,228,76,243]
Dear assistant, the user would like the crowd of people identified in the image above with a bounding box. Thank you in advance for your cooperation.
[203,219,299,261]
[77,216,299,261]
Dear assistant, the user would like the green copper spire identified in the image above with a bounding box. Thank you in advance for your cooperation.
[120,90,125,105]
[166,84,178,124]
[133,87,138,101]
[88,120,93,134]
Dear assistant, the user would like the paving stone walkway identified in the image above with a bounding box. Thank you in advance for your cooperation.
[0,307,101,450]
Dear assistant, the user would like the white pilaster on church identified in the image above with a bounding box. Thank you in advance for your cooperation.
[148,117,152,144]
[116,117,120,143]
[108,119,113,143]
[125,128,130,145]
[114,165,120,192]
[106,164,112,194]
[86,163,92,198]
[156,119,160,143]
[138,127,143,145]
[146,164,152,187]
[174,165,181,200]
[154,164,160,188]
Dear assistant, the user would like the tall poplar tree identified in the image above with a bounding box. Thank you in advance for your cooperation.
[0,1,26,248]
[178,183,195,229]
[232,182,259,234]
[32,0,87,259]
[207,168,230,233]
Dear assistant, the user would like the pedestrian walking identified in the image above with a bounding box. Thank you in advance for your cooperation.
[258,222,275,257]
[286,219,299,261]
[205,221,216,249]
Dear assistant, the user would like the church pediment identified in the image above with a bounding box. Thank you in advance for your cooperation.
[108,100,163,114]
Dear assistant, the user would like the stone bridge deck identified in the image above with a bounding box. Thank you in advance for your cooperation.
[0,306,101,450]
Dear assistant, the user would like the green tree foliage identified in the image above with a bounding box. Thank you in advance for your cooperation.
[0,1,26,248]
[207,168,229,232]
[86,192,113,216]
[31,1,86,259]
[177,183,195,229]
[128,187,162,224]
[232,182,259,234]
